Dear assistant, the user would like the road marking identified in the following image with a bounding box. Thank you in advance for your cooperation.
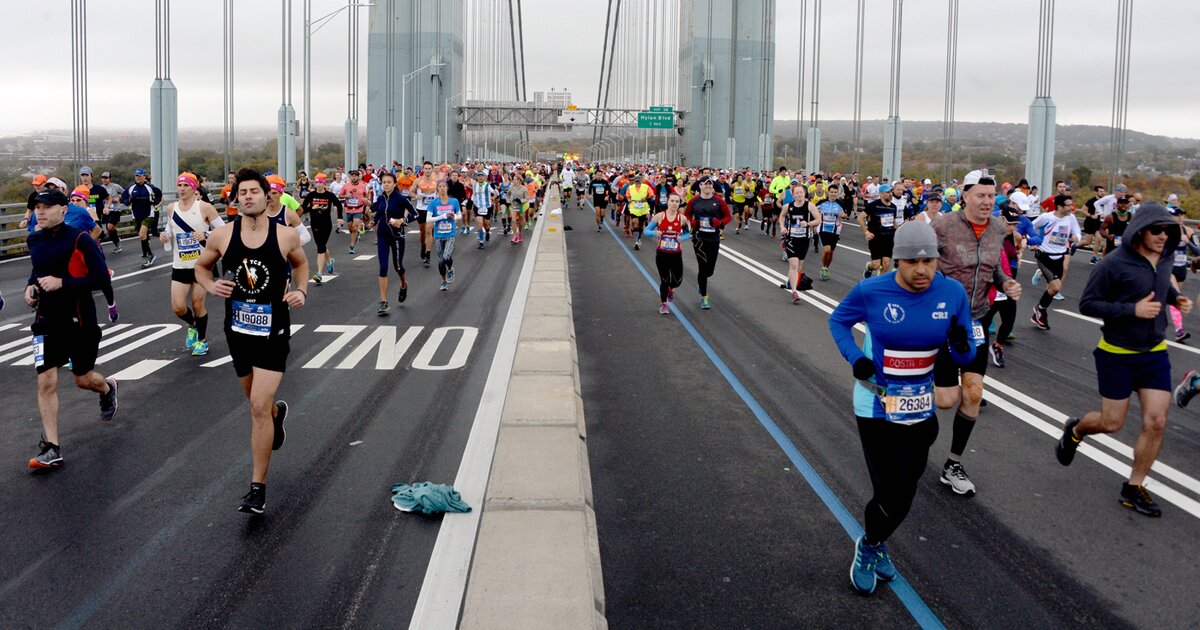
[200,325,305,368]
[718,241,1200,518]
[1054,308,1200,356]
[0,323,20,334]
[309,274,340,284]
[353,255,376,261]
[335,325,424,370]
[409,195,546,630]
[112,262,172,281]
[411,326,479,371]
[0,324,134,364]
[108,359,177,381]
[303,325,369,368]
[605,224,946,629]
[96,324,180,364]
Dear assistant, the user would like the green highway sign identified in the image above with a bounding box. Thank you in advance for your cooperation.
[638,112,675,129]
[649,105,674,112]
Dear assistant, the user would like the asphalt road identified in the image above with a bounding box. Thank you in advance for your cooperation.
[567,200,1200,629]
[0,224,528,627]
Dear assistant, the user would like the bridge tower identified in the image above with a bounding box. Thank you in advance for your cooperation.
[677,0,775,170]
[366,0,464,167]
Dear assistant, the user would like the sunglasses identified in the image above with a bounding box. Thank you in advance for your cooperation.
[1145,225,1171,236]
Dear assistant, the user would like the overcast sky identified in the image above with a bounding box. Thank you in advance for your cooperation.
[2,0,1196,139]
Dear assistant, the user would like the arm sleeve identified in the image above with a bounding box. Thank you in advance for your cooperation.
[716,198,733,226]
[61,233,112,292]
[1079,264,1136,319]
[828,285,868,366]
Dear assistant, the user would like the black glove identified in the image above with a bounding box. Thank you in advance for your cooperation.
[948,322,972,355]
[852,357,876,381]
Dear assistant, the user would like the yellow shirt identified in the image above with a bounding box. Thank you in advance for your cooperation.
[626,183,653,216]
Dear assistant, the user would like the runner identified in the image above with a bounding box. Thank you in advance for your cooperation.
[99,171,125,252]
[120,169,164,268]
[779,180,820,304]
[339,169,371,254]
[644,193,692,314]
[931,169,1023,497]
[590,170,610,232]
[300,173,343,283]
[409,161,439,266]
[509,174,531,244]
[758,179,780,238]
[193,167,309,515]
[24,188,119,471]
[729,173,749,234]
[681,177,733,310]
[77,166,111,246]
[471,171,496,249]
[159,173,224,356]
[372,172,419,315]
[429,181,460,291]
[1056,201,1191,518]
[829,221,976,595]
[859,183,899,278]
[497,172,512,236]
[1169,205,1197,341]
[448,170,470,235]
[816,185,847,280]
[980,208,1023,368]
[1029,195,1082,330]
[625,173,653,250]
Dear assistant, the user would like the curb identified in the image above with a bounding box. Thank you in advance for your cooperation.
[460,196,607,629]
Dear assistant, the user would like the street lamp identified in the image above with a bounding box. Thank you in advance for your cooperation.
[402,61,445,166]
[304,1,373,176]
[443,89,472,163]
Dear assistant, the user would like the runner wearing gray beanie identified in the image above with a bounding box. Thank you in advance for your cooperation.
[893,221,939,260]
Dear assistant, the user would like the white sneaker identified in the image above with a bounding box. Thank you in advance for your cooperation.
[940,461,977,496]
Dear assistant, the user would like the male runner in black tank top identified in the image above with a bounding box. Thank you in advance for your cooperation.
[194,168,309,515]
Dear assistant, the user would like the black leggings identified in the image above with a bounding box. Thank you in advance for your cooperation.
[980,297,1017,343]
[692,238,720,297]
[856,415,939,545]
[656,251,683,302]
[377,232,405,278]
[312,217,332,255]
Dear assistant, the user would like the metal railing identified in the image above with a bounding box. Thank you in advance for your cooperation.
[0,200,226,258]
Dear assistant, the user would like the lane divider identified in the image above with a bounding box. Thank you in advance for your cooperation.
[606,224,947,630]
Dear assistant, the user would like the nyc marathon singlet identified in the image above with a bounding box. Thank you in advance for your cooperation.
[222,218,290,340]
[657,212,685,254]
[170,200,207,270]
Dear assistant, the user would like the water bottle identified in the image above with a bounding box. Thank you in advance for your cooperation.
[163,232,172,252]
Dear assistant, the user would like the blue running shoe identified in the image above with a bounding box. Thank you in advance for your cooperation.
[850,537,878,595]
[873,542,897,582]
[185,327,198,350]
[191,340,209,356]
[1031,268,1042,286]
[700,296,711,310]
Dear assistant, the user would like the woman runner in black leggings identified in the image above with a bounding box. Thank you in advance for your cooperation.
[301,174,342,282]
[644,192,692,315]
[372,172,418,315]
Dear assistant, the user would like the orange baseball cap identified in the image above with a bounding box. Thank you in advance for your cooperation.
[31,174,47,186]
[70,185,91,200]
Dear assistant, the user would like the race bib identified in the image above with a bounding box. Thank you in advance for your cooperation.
[436,219,455,236]
[346,197,361,208]
[631,200,648,214]
[659,193,668,205]
[32,335,45,368]
[822,216,837,233]
[231,301,272,337]
[175,232,201,261]
[1113,235,1122,248]
[1047,231,1068,248]
[883,381,934,423]
[1176,249,1188,266]
[880,214,895,228]
[972,320,986,346]
[418,194,435,209]
[789,223,807,238]
[659,235,680,252]
[698,217,716,233]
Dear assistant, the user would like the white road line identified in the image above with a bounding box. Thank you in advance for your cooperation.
[201,325,305,368]
[1055,308,1200,356]
[718,240,1200,515]
[309,274,339,284]
[108,359,177,381]
[96,324,180,364]
[353,255,376,261]
[0,324,20,334]
[1,324,134,364]
[112,262,172,281]
[0,255,31,265]
[408,195,547,630]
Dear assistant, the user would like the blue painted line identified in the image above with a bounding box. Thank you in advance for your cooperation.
[603,223,946,630]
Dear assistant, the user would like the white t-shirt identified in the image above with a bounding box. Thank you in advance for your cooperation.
[866,183,880,202]
[1032,213,1081,255]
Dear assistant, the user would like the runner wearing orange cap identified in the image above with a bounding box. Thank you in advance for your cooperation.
[160,172,224,356]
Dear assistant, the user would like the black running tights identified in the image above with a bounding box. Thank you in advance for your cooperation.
[856,415,939,545]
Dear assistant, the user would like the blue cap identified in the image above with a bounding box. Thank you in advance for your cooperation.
[879,184,893,193]
[135,169,146,176]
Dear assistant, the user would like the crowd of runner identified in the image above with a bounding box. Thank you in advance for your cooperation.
[15,158,1198,590]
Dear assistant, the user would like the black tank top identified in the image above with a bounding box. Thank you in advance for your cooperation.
[268,207,288,225]
[222,218,291,338]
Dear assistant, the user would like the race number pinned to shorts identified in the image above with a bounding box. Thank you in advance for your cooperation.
[32,335,45,368]
[972,320,986,346]
[883,381,934,423]
[175,232,201,262]
[231,301,273,337]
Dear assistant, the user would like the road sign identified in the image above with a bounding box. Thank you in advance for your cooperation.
[648,106,674,113]
[558,111,588,125]
[638,112,674,129]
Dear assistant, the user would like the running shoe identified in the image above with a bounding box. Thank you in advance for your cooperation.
[28,439,63,471]
[140,254,157,269]
[989,343,1005,368]
[1173,370,1200,408]
[700,296,711,310]
[312,273,323,285]
[191,340,209,356]
[447,269,455,284]
[940,461,976,496]
[185,327,198,350]
[734,227,740,234]
[239,483,266,514]
[1119,483,1162,517]
[1089,256,1099,265]
[634,239,641,250]
[596,226,602,232]
[658,303,669,315]
[850,537,878,595]
[398,285,408,303]
[1176,328,1191,343]
[108,303,119,322]
[1052,293,1064,301]
[1056,418,1082,466]
[113,244,122,254]
[272,400,288,450]
[864,263,873,279]
[1068,243,1078,256]
[1031,306,1050,330]
[349,246,357,254]
[820,267,830,281]
[477,242,485,250]
[792,292,801,304]
[873,542,897,582]
[378,301,389,315]
[99,377,118,423]
[440,281,448,291]
[1031,269,1042,286]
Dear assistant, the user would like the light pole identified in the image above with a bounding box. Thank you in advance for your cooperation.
[402,61,445,166]
[443,89,472,163]
[304,1,373,176]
